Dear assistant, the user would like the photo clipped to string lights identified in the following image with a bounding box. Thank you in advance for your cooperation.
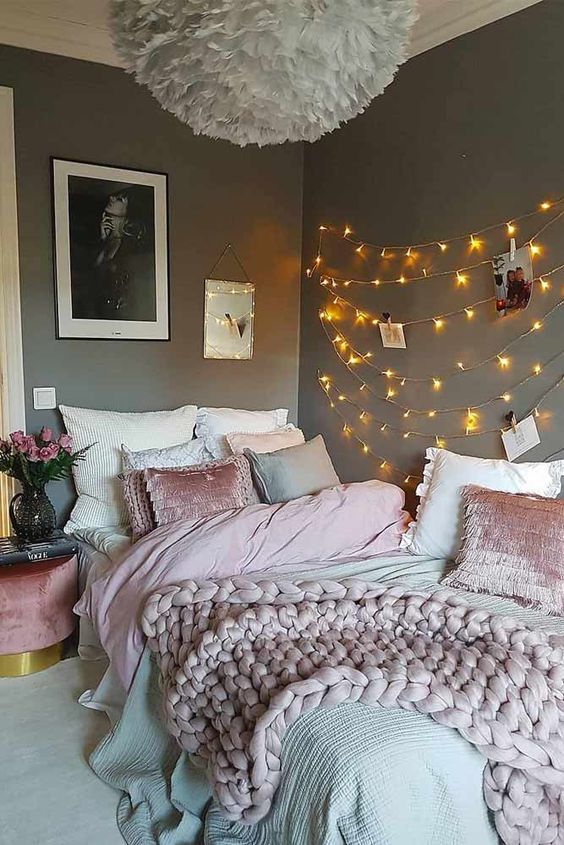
[493,239,534,317]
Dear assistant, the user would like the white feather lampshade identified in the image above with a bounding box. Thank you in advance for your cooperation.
[110,0,418,147]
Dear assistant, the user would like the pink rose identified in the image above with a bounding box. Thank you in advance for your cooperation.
[16,435,36,455]
[40,426,53,443]
[39,443,60,462]
[58,433,73,453]
[27,445,41,462]
[9,430,25,447]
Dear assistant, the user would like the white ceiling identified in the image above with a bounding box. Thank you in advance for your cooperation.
[0,0,544,67]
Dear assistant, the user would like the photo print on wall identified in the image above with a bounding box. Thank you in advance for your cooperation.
[492,243,534,317]
[52,159,169,340]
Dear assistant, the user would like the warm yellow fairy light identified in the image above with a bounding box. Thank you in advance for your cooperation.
[540,277,550,291]
[403,432,411,439]
[428,411,436,418]
[347,354,360,365]
[386,389,396,399]
[456,271,467,286]
[380,460,387,469]
[306,268,312,277]
[362,443,369,453]
[321,278,329,286]
[356,244,364,254]
[359,411,367,420]
[371,318,379,325]
[541,201,551,210]
[342,424,350,434]
[457,362,465,370]
[465,307,474,319]
[502,393,512,402]
[507,222,516,235]
[404,476,412,484]
[498,355,510,368]
[438,242,447,252]
[432,378,442,391]
[320,374,330,384]
[315,255,321,265]
[534,407,540,417]
[406,247,412,257]
[381,248,387,258]
[530,243,541,256]
[338,394,345,401]
[363,352,373,359]
[400,378,406,386]
[470,234,480,250]
[399,276,406,284]
[433,318,444,329]
[319,225,327,231]
[380,423,388,431]
[343,281,351,287]
[359,383,367,391]
[532,321,542,331]
[423,268,428,277]
[384,369,394,378]
[355,310,366,320]
[533,364,542,375]
[344,225,352,237]
[403,410,411,418]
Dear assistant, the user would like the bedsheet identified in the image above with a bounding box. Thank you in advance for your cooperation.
[87,549,564,845]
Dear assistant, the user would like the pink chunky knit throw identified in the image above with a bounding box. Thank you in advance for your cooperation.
[143,577,564,843]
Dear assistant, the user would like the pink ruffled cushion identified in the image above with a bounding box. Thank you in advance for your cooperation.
[442,485,564,614]
[121,469,157,541]
[145,455,255,528]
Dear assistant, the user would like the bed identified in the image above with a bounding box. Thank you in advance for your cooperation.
[74,509,564,845]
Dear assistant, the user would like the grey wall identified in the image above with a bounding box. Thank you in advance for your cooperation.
[300,0,564,508]
[0,45,303,520]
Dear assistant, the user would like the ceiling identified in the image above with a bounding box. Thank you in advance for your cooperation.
[0,0,544,67]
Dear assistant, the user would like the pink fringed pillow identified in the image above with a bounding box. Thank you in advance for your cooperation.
[121,469,155,541]
[442,485,564,614]
[144,454,255,528]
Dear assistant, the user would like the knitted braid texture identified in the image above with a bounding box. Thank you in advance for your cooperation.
[142,576,564,842]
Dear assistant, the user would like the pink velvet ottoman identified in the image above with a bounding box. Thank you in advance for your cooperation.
[0,555,78,676]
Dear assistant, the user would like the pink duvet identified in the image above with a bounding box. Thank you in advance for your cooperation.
[75,481,410,690]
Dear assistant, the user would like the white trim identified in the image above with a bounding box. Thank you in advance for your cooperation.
[0,87,26,435]
[409,0,544,57]
[0,1,545,68]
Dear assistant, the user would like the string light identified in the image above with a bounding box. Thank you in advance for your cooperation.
[320,193,564,255]
[321,294,564,386]
[530,242,541,257]
[507,222,516,235]
[316,368,564,444]
[433,318,444,330]
[532,320,542,331]
[533,364,542,375]
[356,244,364,254]
[432,378,442,391]
[470,234,480,250]
[320,319,564,417]
[456,271,467,286]
[465,308,474,319]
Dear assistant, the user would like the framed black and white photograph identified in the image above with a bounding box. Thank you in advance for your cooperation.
[52,158,169,340]
[204,279,255,359]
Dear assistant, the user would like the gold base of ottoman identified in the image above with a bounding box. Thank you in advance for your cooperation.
[0,642,63,677]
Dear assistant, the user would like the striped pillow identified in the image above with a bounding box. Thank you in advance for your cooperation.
[60,404,197,532]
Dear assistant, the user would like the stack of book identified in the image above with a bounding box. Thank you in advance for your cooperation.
[0,531,78,566]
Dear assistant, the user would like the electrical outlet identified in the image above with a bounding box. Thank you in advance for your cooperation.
[33,387,57,410]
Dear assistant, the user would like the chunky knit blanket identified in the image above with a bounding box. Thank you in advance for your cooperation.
[142,577,564,844]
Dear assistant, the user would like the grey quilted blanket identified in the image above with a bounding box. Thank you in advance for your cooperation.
[142,576,564,844]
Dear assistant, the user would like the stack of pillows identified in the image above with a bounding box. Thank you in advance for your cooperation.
[59,403,340,542]
[401,447,564,614]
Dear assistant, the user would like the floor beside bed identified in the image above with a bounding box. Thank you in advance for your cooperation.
[0,657,123,845]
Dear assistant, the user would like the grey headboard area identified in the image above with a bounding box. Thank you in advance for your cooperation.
[0,45,303,522]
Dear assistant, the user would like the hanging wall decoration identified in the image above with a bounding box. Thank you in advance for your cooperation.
[310,194,564,485]
[203,244,255,361]
[110,0,418,147]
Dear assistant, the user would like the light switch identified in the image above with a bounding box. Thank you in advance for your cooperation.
[33,387,57,410]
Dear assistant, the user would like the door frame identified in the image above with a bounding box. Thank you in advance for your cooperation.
[0,86,25,435]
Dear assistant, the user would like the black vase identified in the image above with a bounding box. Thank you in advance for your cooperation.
[9,484,56,542]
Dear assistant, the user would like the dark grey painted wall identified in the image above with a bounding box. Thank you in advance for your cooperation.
[0,46,303,520]
[300,0,564,508]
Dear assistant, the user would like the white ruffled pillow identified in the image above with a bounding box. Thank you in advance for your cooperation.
[196,407,289,458]
[401,448,564,560]
[121,438,212,471]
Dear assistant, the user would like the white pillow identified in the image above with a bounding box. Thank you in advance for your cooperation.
[196,406,289,458]
[401,448,564,560]
[60,404,197,532]
[225,426,305,456]
[121,438,212,471]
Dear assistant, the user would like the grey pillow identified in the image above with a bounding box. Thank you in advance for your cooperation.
[244,435,340,504]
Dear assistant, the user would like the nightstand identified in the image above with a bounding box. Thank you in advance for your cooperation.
[0,555,78,676]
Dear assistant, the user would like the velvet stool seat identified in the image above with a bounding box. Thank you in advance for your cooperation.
[0,555,78,676]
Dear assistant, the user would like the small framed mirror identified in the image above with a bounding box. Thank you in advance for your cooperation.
[204,279,255,360]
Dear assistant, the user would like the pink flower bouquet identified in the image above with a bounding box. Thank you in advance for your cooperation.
[0,427,89,490]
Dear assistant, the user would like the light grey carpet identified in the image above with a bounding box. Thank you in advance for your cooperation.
[0,657,124,845]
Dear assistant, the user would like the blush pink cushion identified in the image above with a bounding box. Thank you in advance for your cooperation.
[145,454,255,527]
[225,426,305,456]
[442,485,564,614]
[121,469,158,541]
[0,556,77,654]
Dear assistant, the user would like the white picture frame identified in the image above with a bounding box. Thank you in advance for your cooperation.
[52,158,169,340]
[204,279,255,360]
